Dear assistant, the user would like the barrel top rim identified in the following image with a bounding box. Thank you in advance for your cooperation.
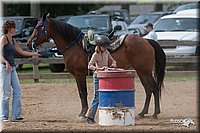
[97,70,136,73]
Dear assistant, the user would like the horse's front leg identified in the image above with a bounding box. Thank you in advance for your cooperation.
[74,72,88,120]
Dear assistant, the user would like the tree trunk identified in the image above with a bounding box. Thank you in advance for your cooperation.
[121,4,130,12]
[154,3,163,11]
[30,3,40,18]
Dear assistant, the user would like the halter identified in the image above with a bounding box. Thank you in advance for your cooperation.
[31,20,49,51]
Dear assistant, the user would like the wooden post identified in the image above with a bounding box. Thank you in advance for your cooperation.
[32,56,39,83]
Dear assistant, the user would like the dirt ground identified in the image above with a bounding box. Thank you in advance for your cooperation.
[1,78,199,132]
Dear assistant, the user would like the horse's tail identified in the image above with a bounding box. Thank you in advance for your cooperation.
[148,39,166,97]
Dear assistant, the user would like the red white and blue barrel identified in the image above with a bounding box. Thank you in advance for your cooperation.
[97,70,136,126]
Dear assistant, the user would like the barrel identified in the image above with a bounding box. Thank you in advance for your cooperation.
[97,70,136,126]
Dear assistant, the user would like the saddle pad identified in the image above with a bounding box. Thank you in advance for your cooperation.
[109,34,127,52]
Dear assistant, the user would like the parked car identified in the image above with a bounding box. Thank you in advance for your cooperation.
[112,20,130,36]
[1,16,39,70]
[66,14,112,36]
[128,11,172,36]
[48,14,129,72]
[87,9,131,25]
[54,15,72,22]
[154,9,199,56]
[173,2,199,14]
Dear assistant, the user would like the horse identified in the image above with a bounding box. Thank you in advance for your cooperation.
[27,13,166,119]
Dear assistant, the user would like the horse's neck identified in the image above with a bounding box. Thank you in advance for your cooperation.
[51,34,68,50]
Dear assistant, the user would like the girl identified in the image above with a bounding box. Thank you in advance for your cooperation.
[85,36,116,124]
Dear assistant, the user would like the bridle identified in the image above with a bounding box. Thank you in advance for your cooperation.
[31,19,50,51]
[30,18,84,53]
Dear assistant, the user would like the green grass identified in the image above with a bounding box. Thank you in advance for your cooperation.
[164,76,197,81]
[17,64,51,73]
[18,64,198,83]
[19,77,94,84]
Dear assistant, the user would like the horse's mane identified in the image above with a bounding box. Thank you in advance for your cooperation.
[49,18,81,43]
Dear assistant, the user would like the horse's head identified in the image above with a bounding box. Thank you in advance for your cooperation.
[27,13,51,51]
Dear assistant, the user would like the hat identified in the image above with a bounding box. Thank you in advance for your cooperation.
[145,23,153,28]
[87,25,92,28]
[95,35,111,48]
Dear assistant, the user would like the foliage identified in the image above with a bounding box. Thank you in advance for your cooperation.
[3,3,103,17]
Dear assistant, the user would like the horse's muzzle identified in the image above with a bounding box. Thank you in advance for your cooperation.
[26,40,37,51]
[26,41,33,50]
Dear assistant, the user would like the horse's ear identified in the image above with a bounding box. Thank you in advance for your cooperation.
[42,12,47,22]
[47,12,50,17]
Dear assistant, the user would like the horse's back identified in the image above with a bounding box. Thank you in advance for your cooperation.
[111,34,155,71]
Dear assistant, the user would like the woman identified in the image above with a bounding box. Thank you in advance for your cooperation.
[143,23,157,41]
[85,35,116,124]
[0,20,40,122]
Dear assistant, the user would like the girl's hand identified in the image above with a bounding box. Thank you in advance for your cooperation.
[110,65,115,68]
[101,66,108,71]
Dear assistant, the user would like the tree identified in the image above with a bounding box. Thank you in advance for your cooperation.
[154,3,163,11]
[3,3,103,17]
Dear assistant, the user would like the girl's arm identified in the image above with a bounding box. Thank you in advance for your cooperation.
[88,53,97,71]
[108,52,116,67]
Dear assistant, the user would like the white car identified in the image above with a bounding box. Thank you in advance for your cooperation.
[154,9,199,56]
[112,20,130,36]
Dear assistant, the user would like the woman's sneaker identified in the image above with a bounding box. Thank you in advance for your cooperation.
[1,118,9,122]
[11,117,26,122]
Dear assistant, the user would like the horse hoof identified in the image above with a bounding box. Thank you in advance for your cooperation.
[152,114,158,119]
[138,113,145,118]
[78,116,87,122]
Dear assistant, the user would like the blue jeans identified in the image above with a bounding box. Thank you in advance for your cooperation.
[0,65,22,120]
[88,73,99,119]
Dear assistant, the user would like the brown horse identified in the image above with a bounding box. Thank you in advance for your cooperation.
[27,13,166,119]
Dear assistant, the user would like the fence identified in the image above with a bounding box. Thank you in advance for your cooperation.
[15,41,198,82]
[15,56,198,82]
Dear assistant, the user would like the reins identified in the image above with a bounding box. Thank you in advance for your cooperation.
[32,18,84,53]
[58,31,84,53]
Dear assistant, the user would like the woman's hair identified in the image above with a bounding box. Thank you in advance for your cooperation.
[3,20,16,34]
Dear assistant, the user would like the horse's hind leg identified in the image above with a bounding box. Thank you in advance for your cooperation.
[152,82,161,119]
[138,89,152,118]
[138,73,161,118]
[137,73,154,118]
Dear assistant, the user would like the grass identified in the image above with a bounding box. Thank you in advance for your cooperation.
[18,64,198,84]
[18,63,94,83]
[164,76,197,81]
[17,64,51,74]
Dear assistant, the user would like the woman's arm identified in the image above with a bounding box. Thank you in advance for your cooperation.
[13,39,40,57]
[0,35,8,64]
[0,35,12,73]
